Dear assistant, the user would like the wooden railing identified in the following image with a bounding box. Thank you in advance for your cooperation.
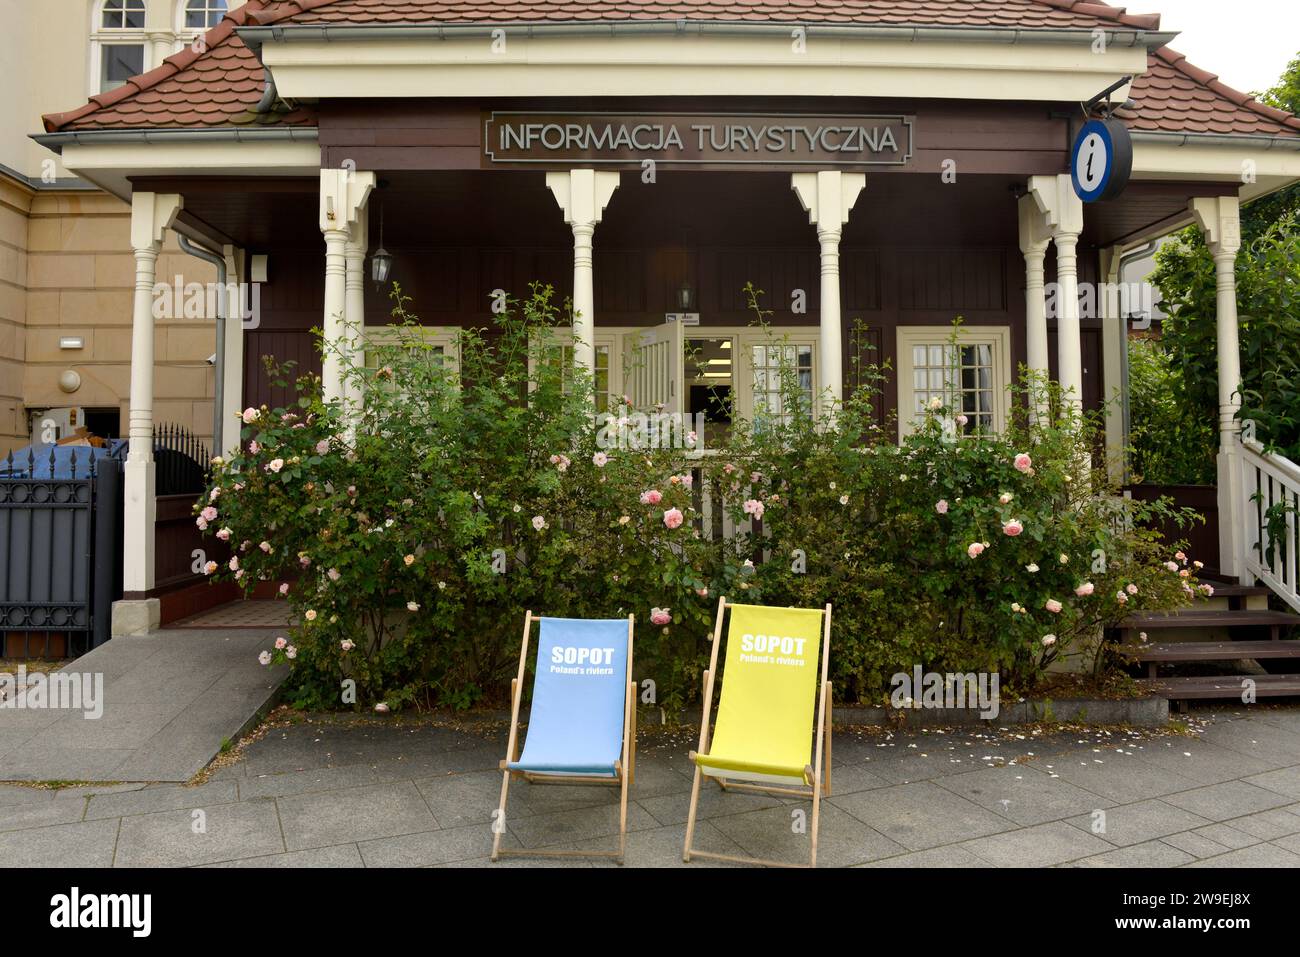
[1241,437,1300,613]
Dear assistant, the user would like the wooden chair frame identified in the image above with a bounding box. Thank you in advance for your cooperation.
[490,612,637,864]
[683,596,833,868]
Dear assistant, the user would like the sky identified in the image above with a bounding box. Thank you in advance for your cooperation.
[1152,0,1300,95]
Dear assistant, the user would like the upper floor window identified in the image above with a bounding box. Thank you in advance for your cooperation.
[94,0,147,93]
[101,0,146,28]
[182,0,227,30]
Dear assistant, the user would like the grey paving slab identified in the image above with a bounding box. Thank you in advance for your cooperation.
[588,821,747,868]
[859,845,989,868]
[239,764,383,801]
[277,781,439,851]
[204,843,365,868]
[1070,840,1196,868]
[1161,780,1294,821]
[504,801,658,849]
[1186,842,1300,867]
[1221,805,1300,841]
[114,799,284,867]
[84,780,240,820]
[0,817,119,867]
[0,797,88,832]
[1242,764,1300,799]
[1063,799,1213,847]
[1160,830,1238,859]
[708,802,906,867]
[960,820,1115,867]
[637,780,784,826]
[935,764,1113,826]
[0,629,286,783]
[828,780,1016,851]
[1197,717,1300,765]
[0,783,55,807]
[1271,832,1300,855]
[359,821,514,867]
[1126,738,1276,785]
[1189,822,1262,850]
[1035,751,1201,804]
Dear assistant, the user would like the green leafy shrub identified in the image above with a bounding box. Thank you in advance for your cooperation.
[199,285,1205,712]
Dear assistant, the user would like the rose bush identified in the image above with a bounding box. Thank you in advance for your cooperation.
[199,284,1206,712]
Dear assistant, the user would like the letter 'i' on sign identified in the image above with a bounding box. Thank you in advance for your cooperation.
[1070,118,1132,202]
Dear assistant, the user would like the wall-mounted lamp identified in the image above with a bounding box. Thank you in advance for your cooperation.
[59,336,84,350]
[676,280,695,312]
[371,204,393,287]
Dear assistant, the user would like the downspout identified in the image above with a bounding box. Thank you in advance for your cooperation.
[254,64,277,113]
[1116,240,1159,483]
[178,235,226,455]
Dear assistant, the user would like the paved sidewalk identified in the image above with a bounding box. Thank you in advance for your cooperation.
[3,706,1300,867]
[0,629,286,782]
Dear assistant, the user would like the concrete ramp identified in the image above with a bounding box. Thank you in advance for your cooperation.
[0,629,286,783]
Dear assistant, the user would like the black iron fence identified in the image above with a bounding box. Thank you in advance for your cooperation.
[0,447,122,657]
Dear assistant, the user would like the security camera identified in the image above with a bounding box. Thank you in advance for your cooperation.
[206,354,216,366]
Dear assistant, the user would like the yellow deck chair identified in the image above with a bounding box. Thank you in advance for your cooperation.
[683,597,832,868]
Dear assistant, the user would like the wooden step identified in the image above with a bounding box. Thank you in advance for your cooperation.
[1119,610,1300,630]
[1139,674,1300,700]
[1123,640,1300,662]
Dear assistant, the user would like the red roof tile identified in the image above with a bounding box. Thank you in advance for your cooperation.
[261,0,1162,29]
[41,0,1298,141]
[1118,47,1300,137]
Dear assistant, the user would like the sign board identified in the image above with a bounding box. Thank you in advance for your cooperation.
[1070,118,1132,202]
[665,313,700,326]
[483,112,914,169]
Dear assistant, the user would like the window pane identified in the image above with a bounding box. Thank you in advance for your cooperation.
[101,44,144,89]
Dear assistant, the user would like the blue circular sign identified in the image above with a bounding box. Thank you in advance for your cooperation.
[1071,118,1132,203]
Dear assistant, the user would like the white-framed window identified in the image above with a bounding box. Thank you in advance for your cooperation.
[179,0,227,30]
[895,326,1012,439]
[91,0,147,93]
[360,325,460,404]
[750,340,816,427]
[531,329,623,412]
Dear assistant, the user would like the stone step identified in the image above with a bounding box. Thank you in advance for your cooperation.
[1139,673,1300,700]
[1123,639,1300,662]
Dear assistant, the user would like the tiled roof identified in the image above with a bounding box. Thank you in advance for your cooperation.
[1118,47,1300,137]
[40,0,1299,141]
[41,1,315,133]
[257,0,1161,29]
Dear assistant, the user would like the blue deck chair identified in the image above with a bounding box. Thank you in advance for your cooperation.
[491,612,636,863]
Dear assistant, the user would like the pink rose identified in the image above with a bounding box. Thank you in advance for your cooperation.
[967,542,985,559]
[650,607,671,626]
[279,583,289,595]
[935,499,949,515]
[1075,582,1095,598]
[1003,519,1023,537]
[663,508,684,530]
[743,499,765,520]
[315,439,330,455]
[259,541,272,553]
[274,636,287,650]
[640,489,663,506]
[268,458,284,473]
[1014,453,1033,472]
[216,527,231,541]
[228,556,239,571]
[592,451,608,467]
[1126,583,1138,595]
[248,441,259,454]
[242,407,258,424]
[200,505,218,522]
[327,567,341,581]
[1045,598,1063,613]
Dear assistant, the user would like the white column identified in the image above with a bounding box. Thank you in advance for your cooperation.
[547,169,621,384]
[1018,192,1052,420]
[1028,173,1085,419]
[344,209,369,423]
[1191,195,1245,579]
[1099,246,1126,483]
[791,171,866,416]
[319,169,375,404]
[220,245,247,457]
[116,192,182,632]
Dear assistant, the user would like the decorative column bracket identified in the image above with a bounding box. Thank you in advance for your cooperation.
[547,169,621,383]
[791,170,866,418]
[319,169,375,405]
